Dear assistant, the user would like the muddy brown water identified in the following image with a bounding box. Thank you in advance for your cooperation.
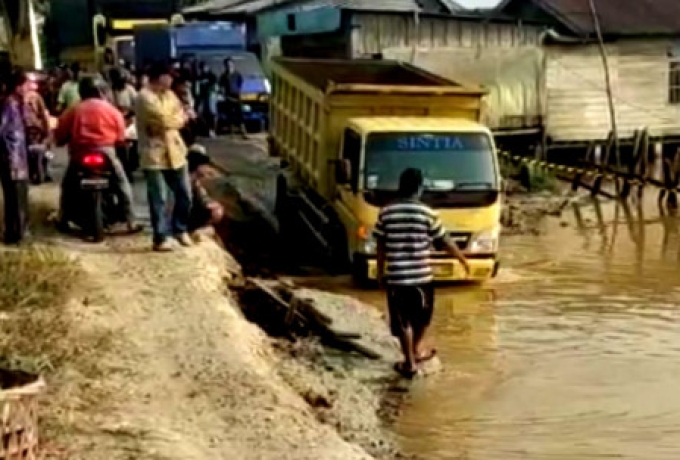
[294,195,680,459]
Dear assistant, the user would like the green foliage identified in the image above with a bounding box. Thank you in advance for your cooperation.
[500,157,559,193]
[529,167,559,193]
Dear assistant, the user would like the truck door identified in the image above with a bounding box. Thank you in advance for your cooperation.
[334,128,363,254]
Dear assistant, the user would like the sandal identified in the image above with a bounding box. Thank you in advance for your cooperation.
[416,348,437,364]
[393,362,419,379]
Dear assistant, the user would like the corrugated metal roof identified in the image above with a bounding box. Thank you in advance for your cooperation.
[184,0,295,15]
[266,0,424,13]
[183,0,234,14]
[498,0,680,36]
[188,0,459,15]
[440,0,464,11]
[216,0,291,14]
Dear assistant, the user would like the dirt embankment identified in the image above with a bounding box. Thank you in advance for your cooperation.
[2,179,415,459]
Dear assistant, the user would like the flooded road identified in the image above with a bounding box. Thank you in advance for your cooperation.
[205,135,680,458]
[304,194,680,459]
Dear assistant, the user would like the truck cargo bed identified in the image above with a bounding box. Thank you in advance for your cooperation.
[274,58,480,94]
[269,57,487,201]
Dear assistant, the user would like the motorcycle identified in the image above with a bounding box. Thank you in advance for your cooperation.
[66,151,128,242]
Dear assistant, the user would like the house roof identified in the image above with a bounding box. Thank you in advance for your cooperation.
[266,0,455,13]
[183,0,278,15]
[185,0,461,16]
[497,0,680,36]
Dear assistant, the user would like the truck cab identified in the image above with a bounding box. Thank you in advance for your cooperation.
[334,117,501,282]
[269,57,501,285]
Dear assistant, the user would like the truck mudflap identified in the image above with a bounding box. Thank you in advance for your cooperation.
[363,256,498,282]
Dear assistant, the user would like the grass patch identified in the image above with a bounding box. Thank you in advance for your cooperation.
[0,245,116,452]
[0,246,94,375]
[0,246,79,313]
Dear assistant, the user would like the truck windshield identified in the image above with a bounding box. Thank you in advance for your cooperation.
[364,132,497,192]
[196,52,264,78]
[115,39,135,66]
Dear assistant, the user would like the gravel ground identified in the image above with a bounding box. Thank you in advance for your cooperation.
[262,287,430,460]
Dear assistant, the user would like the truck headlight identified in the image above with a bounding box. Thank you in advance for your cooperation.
[359,235,377,254]
[356,225,377,254]
[468,227,500,253]
[242,104,252,112]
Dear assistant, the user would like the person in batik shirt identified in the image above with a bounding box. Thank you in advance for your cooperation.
[0,71,32,244]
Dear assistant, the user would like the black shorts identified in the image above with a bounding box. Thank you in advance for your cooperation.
[386,284,435,336]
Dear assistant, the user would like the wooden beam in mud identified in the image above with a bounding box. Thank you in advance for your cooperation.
[241,278,383,361]
[558,172,616,200]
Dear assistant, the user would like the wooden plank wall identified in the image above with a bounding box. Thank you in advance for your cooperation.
[349,13,543,54]
[349,13,545,131]
[546,39,680,142]
[351,14,680,143]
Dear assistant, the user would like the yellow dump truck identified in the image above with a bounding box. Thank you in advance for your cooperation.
[270,58,501,284]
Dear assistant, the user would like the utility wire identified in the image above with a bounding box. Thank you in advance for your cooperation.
[588,0,621,173]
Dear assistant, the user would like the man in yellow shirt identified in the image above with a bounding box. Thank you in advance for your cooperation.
[135,62,193,252]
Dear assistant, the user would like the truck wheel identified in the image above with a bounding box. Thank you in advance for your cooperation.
[86,191,105,243]
[351,256,372,288]
[268,136,279,157]
[275,176,295,255]
[326,221,350,274]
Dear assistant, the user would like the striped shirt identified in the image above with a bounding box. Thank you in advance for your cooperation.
[373,199,447,286]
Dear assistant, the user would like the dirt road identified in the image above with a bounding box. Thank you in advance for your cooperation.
[15,150,375,459]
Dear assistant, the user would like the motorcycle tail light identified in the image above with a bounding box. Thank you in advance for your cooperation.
[82,153,106,167]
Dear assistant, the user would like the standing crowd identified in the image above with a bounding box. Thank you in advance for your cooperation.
[0,54,241,250]
[0,55,459,379]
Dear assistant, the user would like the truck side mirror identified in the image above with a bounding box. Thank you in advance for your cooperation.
[335,159,351,184]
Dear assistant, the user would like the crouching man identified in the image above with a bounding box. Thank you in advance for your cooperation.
[187,145,224,239]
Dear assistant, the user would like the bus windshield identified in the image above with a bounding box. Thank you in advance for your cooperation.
[188,51,264,78]
[364,132,498,192]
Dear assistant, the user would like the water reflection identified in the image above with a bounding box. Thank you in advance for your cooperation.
[393,286,501,460]
[393,194,680,459]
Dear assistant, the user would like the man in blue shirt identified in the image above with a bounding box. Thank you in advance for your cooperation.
[218,58,247,138]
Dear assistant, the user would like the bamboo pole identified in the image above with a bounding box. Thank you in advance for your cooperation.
[588,0,622,189]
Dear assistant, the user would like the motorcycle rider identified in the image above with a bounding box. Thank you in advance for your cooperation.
[109,67,139,179]
[54,76,143,234]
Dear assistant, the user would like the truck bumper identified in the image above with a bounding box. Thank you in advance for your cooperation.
[360,256,499,282]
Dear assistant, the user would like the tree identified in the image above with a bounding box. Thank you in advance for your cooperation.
[0,0,41,68]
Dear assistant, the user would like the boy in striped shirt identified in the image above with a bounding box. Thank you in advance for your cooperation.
[374,168,470,378]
